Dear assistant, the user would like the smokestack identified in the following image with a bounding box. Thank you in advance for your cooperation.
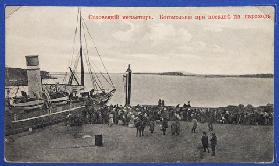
[25,55,42,99]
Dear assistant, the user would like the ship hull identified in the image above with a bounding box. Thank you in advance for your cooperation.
[5,90,115,136]
[5,104,85,136]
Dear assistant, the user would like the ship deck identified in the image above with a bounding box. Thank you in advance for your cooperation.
[5,121,273,162]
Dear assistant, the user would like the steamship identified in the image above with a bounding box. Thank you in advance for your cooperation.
[5,8,116,134]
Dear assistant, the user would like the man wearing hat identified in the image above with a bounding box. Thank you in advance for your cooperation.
[191,118,198,133]
[210,133,217,156]
[201,132,210,153]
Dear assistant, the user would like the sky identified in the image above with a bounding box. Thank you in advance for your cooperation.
[5,6,274,74]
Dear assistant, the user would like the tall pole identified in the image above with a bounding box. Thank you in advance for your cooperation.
[125,64,132,106]
[79,8,84,86]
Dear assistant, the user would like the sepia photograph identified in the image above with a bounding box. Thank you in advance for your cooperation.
[4,6,274,163]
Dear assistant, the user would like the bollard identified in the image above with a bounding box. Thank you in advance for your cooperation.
[95,135,103,146]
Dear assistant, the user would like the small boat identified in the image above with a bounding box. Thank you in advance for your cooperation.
[43,85,70,106]
[49,96,69,105]
[10,100,45,110]
[10,94,45,110]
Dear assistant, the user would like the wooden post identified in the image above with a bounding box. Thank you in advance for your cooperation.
[125,64,132,106]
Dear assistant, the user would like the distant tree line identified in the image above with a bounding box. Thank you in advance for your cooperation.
[5,67,55,86]
[134,72,273,78]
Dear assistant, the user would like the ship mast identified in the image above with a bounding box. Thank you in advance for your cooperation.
[79,8,84,86]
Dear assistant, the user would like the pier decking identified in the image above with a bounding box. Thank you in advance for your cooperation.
[5,122,273,162]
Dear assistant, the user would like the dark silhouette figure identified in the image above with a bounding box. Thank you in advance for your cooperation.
[201,132,210,153]
[135,119,145,137]
[171,120,180,136]
[191,118,198,133]
[161,118,168,135]
[208,120,214,131]
[149,119,155,133]
[210,133,217,156]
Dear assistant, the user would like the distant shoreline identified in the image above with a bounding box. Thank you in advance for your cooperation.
[5,67,56,86]
[51,71,274,78]
[5,67,274,86]
[133,72,274,78]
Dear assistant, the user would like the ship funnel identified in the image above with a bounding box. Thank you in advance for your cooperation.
[25,55,42,99]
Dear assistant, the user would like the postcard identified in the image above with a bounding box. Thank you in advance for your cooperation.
[4,6,274,163]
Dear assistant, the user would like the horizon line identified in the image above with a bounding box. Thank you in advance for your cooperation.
[5,67,274,75]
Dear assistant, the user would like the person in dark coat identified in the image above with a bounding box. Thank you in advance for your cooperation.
[158,99,162,107]
[191,118,198,133]
[201,132,210,153]
[210,133,217,156]
[149,119,155,133]
[208,121,213,131]
[161,118,168,135]
[171,120,179,136]
[208,116,214,131]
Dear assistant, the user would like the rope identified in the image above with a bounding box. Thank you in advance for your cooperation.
[68,53,81,85]
[83,33,100,90]
[123,75,127,99]
[85,52,102,90]
[81,22,103,90]
[82,17,115,88]
[81,18,112,87]
[66,8,114,91]
[63,8,80,83]
[69,8,80,69]
[81,20,112,90]
[85,53,103,90]
[94,47,115,88]
[82,24,100,89]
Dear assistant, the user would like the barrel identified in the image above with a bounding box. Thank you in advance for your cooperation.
[95,135,103,146]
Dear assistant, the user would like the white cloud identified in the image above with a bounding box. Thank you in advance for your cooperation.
[5,6,274,74]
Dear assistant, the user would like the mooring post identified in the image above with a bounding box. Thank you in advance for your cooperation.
[125,64,132,106]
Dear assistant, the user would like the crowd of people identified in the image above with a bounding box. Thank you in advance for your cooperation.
[66,99,273,157]
[77,100,273,127]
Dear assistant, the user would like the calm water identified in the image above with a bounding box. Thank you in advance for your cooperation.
[8,73,273,107]
[50,73,274,107]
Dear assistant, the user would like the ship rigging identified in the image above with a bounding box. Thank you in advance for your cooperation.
[63,8,115,96]
[9,7,116,109]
